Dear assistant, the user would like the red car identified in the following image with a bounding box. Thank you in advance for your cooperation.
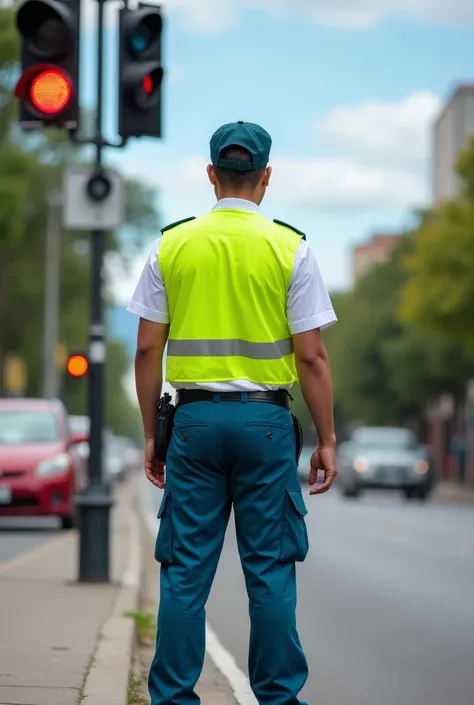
[0,398,87,529]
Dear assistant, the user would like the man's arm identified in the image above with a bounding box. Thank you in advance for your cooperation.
[287,240,338,494]
[135,318,169,441]
[126,238,170,487]
[293,329,336,448]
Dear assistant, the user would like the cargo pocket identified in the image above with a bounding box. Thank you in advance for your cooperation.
[154,490,174,565]
[280,489,309,563]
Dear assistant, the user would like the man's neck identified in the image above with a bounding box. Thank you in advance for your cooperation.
[218,192,259,205]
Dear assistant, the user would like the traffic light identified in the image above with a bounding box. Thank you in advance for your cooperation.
[14,0,80,129]
[66,353,89,378]
[118,3,164,138]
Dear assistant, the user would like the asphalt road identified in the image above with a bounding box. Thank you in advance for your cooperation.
[0,517,61,563]
[177,485,474,705]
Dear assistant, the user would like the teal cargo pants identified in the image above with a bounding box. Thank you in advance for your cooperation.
[149,396,309,705]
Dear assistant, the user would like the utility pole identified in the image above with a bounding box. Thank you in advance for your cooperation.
[42,187,61,399]
[74,0,114,583]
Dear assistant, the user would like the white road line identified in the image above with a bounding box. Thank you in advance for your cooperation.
[139,473,257,705]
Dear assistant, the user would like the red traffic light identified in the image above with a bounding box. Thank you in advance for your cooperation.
[143,74,153,95]
[14,64,73,118]
[67,354,88,378]
[30,68,72,114]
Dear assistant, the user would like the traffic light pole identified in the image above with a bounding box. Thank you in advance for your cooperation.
[75,0,114,583]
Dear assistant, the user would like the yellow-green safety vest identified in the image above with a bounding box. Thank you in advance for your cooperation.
[159,209,304,386]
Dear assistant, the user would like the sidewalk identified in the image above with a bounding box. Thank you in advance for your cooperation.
[433,480,474,504]
[0,479,141,705]
[133,508,238,705]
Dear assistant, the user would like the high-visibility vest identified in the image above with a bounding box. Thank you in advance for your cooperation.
[159,209,304,386]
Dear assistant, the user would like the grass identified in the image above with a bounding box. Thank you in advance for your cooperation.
[128,675,149,704]
[125,611,157,645]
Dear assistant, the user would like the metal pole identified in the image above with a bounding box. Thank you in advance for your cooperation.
[76,0,114,583]
[42,189,61,399]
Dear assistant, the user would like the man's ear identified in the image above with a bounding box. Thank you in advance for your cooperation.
[262,166,272,188]
[207,164,217,186]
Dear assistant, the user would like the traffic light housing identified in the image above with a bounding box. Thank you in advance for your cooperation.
[66,353,89,378]
[118,3,164,138]
[14,0,80,129]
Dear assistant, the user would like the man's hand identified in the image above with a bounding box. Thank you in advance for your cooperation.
[144,438,165,489]
[308,444,337,495]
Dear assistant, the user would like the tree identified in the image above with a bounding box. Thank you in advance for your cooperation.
[400,138,474,348]
[323,233,474,431]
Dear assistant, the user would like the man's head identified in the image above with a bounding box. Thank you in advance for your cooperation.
[207,121,272,204]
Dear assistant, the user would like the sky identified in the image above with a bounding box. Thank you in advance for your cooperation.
[78,0,474,304]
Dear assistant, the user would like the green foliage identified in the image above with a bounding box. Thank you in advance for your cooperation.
[325,233,474,428]
[400,201,474,347]
[400,138,474,349]
[0,7,161,439]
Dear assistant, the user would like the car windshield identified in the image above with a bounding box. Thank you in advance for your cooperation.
[353,428,417,450]
[0,410,60,444]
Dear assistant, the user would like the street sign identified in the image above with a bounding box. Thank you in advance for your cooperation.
[62,166,125,230]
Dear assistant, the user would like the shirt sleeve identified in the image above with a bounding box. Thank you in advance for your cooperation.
[287,240,337,335]
[126,239,170,324]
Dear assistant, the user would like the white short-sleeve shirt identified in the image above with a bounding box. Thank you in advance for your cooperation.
[127,198,337,392]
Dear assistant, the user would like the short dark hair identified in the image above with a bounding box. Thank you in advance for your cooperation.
[214,145,266,189]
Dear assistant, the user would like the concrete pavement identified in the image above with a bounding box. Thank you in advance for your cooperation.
[0,480,141,705]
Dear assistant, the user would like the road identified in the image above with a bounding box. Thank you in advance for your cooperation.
[0,517,60,564]
[150,483,474,705]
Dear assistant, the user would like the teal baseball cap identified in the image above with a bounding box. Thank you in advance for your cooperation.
[210,121,272,172]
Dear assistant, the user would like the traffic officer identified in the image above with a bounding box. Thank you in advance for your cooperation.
[128,121,338,705]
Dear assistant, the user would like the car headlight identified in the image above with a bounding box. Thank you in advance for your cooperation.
[414,460,429,475]
[353,456,370,473]
[36,453,70,477]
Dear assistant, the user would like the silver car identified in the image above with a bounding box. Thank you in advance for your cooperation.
[336,426,434,500]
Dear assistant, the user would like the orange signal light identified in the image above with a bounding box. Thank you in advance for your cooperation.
[30,69,72,116]
[67,354,89,378]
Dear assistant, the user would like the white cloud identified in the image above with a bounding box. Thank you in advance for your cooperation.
[248,0,474,29]
[81,0,474,34]
[123,151,428,215]
[106,250,149,304]
[113,90,437,298]
[118,91,440,215]
[316,91,441,170]
[270,156,425,210]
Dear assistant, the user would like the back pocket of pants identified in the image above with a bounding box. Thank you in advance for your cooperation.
[280,489,309,563]
[155,490,174,565]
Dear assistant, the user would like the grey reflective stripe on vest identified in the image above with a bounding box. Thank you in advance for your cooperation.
[167,338,293,360]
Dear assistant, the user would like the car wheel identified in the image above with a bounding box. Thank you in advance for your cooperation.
[405,487,430,502]
[60,515,75,531]
[342,486,360,499]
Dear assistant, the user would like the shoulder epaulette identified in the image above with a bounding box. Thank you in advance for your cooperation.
[273,219,306,240]
[161,216,196,234]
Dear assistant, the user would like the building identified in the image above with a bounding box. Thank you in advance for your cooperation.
[433,84,474,204]
[352,233,399,283]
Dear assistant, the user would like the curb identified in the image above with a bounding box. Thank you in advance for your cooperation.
[81,477,143,705]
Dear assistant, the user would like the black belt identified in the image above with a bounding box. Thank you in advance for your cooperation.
[176,389,291,409]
